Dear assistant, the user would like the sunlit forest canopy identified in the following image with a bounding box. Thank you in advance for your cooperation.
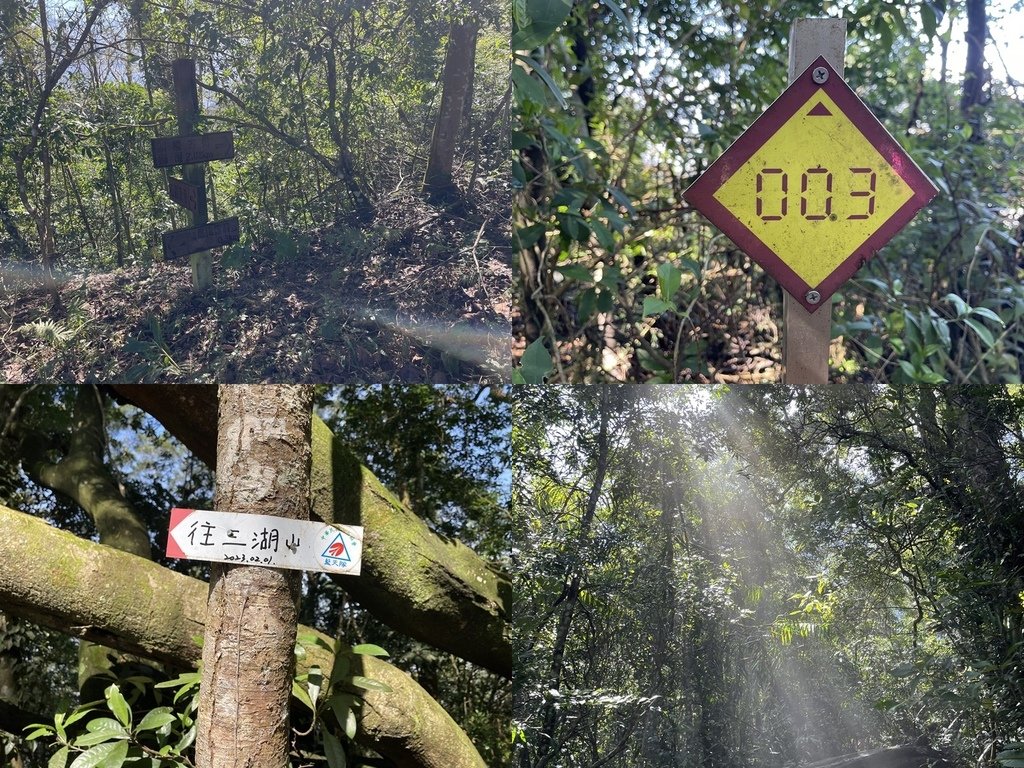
[513,385,1024,767]
[513,0,1024,383]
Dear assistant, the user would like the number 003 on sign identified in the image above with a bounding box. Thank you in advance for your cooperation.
[683,56,938,312]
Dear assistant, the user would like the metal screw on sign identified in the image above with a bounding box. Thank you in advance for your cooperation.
[812,67,829,83]
[805,290,821,305]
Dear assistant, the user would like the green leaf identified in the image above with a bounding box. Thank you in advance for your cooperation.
[49,746,70,768]
[349,676,393,693]
[518,339,554,384]
[344,708,358,740]
[943,292,968,317]
[307,666,323,706]
[920,2,937,37]
[134,708,176,733]
[521,56,568,109]
[589,218,615,251]
[556,264,592,282]
[964,317,996,348]
[323,729,347,768]
[350,644,389,658]
[63,709,97,729]
[153,672,201,689]
[85,718,129,736]
[24,726,56,740]
[174,724,197,753]
[656,262,682,301]
[511,130,535,150]
[292,680,315,712]
[512,0,573,50]
[69,741,126,768]
[643,297,675,317]
[511,64,547,106]
[969,306,1004,325]
[96,740,128,768]
[515,223,547,250]
[103,685,131,729]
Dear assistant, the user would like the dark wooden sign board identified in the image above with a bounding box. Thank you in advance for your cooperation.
[168,177,199,212]
[162,216,239,260]
[151,131,235,168]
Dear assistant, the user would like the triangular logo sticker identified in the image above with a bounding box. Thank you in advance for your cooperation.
[320,533,351,564]
[807,101,832,116]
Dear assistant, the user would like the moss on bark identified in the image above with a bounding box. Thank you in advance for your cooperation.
[111,385,512,677]
[0,505,486,768]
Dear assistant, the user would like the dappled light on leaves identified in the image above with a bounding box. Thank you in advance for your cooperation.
[514,385,1024,768]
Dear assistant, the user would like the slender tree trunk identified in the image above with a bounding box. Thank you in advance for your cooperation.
[195,385,314,768]
[534,388,610,768]
[422,19,478,198]
[60,160,100,259]
[960,0,987,140]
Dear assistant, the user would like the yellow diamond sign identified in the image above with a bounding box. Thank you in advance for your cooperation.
[683,57,938,312]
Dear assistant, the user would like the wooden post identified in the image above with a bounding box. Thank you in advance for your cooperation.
[171,58,212,290]
[782,18,847,384]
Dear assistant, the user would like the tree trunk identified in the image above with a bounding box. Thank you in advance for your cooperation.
[422,19,478,198]
[195,385,313,768]
[0,503,487,768]
[109,384,512,676]
[960,0,986,140]
[534,388,611,768]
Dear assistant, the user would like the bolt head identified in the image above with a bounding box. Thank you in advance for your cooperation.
[805,290,822,304]
[812,67,829,84]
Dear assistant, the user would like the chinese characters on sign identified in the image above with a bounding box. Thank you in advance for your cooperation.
[166,508,362,575]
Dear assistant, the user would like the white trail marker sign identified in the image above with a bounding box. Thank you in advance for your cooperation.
[166,507,362,575]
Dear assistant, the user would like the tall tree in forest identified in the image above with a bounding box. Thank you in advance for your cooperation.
[423,17,478,197]
[195,385,313,768]
[960,0,987,139]
[5,0,113,303]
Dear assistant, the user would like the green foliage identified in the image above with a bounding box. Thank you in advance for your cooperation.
[0,0,509,270]
[320,385,510,555]
[292,636,393,767]
[25,676,199,768]
[514,0,1024,382]
[514,386,1024,767]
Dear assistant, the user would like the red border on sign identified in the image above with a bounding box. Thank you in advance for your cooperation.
[682,56,938,312]
[165,507,194,559]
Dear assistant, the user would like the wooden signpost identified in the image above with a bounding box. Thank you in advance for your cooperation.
[683,19,938,382]
[167,178,200,212]
[162,216,240,260]
[151,132,234,168]
[151,59,238,289]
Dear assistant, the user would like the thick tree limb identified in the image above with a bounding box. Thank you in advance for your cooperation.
[0,505,486,768]
[22,387,150,557]
[109,385,512,677]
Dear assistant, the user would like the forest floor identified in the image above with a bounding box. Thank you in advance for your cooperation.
[0,190,510,383]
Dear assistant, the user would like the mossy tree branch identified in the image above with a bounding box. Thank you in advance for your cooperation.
[0,504,487,768]
[109,385,512,677]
